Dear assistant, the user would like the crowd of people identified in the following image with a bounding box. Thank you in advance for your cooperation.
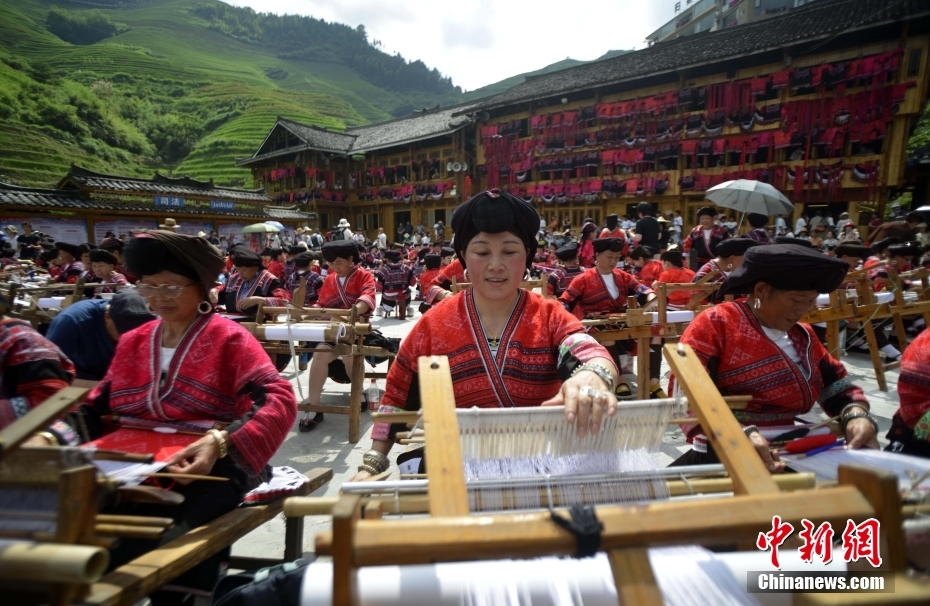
[1,193,930,603]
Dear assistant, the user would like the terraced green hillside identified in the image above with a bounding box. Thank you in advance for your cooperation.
[0,0,461,187]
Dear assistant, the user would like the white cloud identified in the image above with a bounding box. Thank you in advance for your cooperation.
[226,0,672,91]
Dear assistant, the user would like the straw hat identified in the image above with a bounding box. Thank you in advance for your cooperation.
[159,218,180,231]
[336,218,350,228]
[3,225,16,235]
[296,227,305,234]
[197,230,207,237]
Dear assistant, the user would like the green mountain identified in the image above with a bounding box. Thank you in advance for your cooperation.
[460,49,633,103]
[0,0,467,188]
[0,0,634,189]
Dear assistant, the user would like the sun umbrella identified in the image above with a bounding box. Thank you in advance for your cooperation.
[264,221,286,231]
[705,179,794,216]
[241,223,279,234]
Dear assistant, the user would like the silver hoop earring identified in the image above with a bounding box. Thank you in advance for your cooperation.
[146,302,157,315]
[753,298,761,310]
[727,263,733,269]
[198,301,212,315]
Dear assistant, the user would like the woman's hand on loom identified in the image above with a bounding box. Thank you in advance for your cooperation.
[349,469,373,482]
[844,409,880,450]
[165,435,220,484]
[748,432,786,474]
[239,296,265,309]
[543,371,617,438]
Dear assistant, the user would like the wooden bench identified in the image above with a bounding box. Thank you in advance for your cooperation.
[78,467,334,606]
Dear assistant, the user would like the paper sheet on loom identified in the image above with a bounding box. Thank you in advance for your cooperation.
[782,449,930,496]
[82,428,200,485]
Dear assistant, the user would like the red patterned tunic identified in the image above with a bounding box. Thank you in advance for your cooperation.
[315,265,376,320]
[559,267,654,318]
[86,314,296,475]
[219,269,291,313]
[656,267,696,306]
[0,318,74,429]
[424,258,466,304]
[683,225,730,264]
[672,301,868,443]
[371,289,614,440]
[888,328,930,445]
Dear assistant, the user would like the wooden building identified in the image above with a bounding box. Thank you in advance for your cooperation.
[244,0,930,238]
[236,106,478,241]
[466,0,930,232]
[0,165,313,245]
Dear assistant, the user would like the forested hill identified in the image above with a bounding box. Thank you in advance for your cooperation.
[0,0,466,188]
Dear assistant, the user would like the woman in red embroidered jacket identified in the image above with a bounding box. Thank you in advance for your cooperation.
[670,244,878,473]
[885,328,930,459]
[217,246,291,315]
[423,246,466,306]
[352,190,619,480]
[89,249,128,294]
[559,237,656,398]
[65,231,296,595]
[53,241,86,284]
[299,241,376,431]
[683,206,730,271]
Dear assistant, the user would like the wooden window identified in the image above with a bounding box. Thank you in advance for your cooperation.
[908,48,922,77]
[442,148,454,157]
[429,151,441,159]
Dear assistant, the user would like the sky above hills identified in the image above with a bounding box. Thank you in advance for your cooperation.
[228,0,671,92]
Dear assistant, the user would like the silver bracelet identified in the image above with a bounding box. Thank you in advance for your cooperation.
[570,363,615,394]
[743,425,759,437]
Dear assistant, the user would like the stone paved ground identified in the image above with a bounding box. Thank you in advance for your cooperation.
[231,308,903,560]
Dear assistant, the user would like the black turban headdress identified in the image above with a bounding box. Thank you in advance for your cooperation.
[719,244,849,297]
[555,241,579,261]
[451,189,540,269]
[716,237,762,258]
[124,230,224,295]
[384,250,402,263]
[593,238,625,254]
[834,244,872,260]
[321,241,360,263]
[424,254,441,270]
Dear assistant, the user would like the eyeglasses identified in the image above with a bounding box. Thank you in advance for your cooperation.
[136,283,196,299]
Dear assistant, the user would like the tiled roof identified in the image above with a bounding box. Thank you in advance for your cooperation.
[238,102,481,165]
[0,182,314,221]
[60,165,270,203]
[461,0,930,113]
[345,103,480,152]
[276,118,357,154]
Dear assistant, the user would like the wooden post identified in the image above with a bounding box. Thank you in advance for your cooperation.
[837,465,909,573]
[418,356,469,517]
[663,344,779,495]
[331,495,361,606]
[609,547,663,606]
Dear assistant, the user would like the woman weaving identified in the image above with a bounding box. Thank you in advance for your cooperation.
[62,231,297,603]
[670,244,879,473]
[352,190,619,480]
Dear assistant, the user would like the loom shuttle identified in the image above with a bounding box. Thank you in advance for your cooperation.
[797,439,844,459]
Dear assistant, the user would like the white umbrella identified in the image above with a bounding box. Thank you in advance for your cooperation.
[705,179,794,230]
[241,223,279,234]
[264,221,286,231]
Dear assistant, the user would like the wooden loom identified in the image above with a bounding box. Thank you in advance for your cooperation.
[304,345,926,605]
[0,387,182,605]
[244,302,396,443]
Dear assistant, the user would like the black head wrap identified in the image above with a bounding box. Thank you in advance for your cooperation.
[440,246,455,258]
[716,237,762,258]
[417,248,429,261]
[99,238,124,252]
[774,236,814,249]
[888,242,920,258]
[232,248,262,268]
[55,242,80,258]
[451,189,540,269]
[660,250,684,267]
[89,249,118,265]
[605,214,619,230]
[124,230,224,295]
[321,241,360,263]
[288,245,304,256]
[424,254,441,270]
[629,245,655,260]
[293,252,314,267]
[870,237,901,253]
[593,238,625,254]
[719,244,849,297]
[747,213,768,228]
[384,250,402,263]
[834,244,872,260]
[555,241,579,261]
[697,206,717,218]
